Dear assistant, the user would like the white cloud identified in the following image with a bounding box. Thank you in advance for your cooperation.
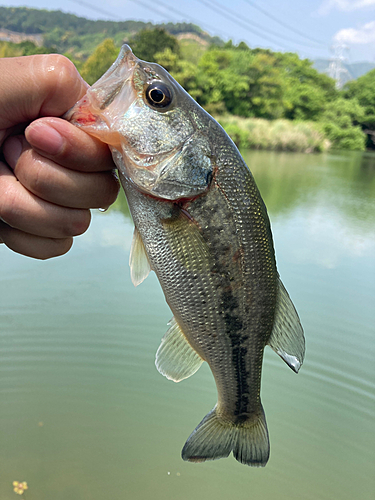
[334,21,375,44]
[318,0,375,15]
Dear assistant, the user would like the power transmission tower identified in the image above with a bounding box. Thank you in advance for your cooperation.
[327,44,351,89]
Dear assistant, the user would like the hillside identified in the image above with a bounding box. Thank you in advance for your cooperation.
[0,6,217,60]
[1,6,374,151]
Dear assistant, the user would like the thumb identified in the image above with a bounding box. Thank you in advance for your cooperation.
[0,54,88,133]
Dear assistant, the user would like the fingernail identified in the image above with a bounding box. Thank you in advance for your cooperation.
[26,122,64,156]
[2,136,23,169]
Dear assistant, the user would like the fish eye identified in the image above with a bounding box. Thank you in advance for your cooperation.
[145,82,172,109]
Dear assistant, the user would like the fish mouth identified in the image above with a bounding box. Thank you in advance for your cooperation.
[66,45,197,199]
[65,45,139,147]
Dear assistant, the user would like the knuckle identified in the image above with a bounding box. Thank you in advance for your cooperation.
[64,210,91,237]
[40,54,84,112]
[0,184,20,228]
[45,54,77,86]
[27,159,48,198]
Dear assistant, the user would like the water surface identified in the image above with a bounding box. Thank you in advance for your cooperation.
[1,150,374,500]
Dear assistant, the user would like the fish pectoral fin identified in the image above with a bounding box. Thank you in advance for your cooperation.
[268,277,305,373]
[163,209,211,272]
[129,227,151,287]
[155,316,204,383]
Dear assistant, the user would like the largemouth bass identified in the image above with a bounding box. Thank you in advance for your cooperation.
[66,45,305,467]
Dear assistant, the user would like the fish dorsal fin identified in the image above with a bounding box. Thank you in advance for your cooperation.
[129,227,151,287]
[155,317,204,383]
[268,278,305,373]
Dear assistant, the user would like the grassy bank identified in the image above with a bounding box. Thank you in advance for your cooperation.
[217,116,331,153]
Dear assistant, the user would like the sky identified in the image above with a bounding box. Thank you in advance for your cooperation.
[1,0,375,62]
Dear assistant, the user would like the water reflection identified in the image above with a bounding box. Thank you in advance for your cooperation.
[0,150,374,500]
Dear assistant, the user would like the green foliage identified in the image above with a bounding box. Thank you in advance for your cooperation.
[157,22,205,38]
[241,52,285,119]
[128,28,179,62]
[320,98,367,150]
[0,40,52,57]
[80,39,120,85]
[154,48,201,100]
[0,7,217,63]
[279,53,338,121]
[0,6,151,36]
[179,38,207,65]
[343,69,375,147]
[192,46,338,123]
[343,69,375,123]
[4,5,375,151]
[217,116,329,153]
[18,40,52,55]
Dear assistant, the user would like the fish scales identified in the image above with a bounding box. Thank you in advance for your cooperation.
[66,45,305,467]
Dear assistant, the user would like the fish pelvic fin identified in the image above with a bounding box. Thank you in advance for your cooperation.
[155,317,204,383]
[181,405,270,467]
[268,277,305,373]
[129,227,151,287]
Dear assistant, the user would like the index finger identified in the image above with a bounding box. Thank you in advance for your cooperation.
[25,117,114,173]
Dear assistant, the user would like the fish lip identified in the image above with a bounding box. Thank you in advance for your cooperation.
[84,45,138,113]
[64,45,139,144]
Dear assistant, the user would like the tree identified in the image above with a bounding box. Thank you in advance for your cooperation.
[242,52,285,119]
[195,48,286,118]
[0,40,51,58]
[278,53,338,121]
[80,38,119,85]
[128,28,179,62]
[320,98,367,150]
[154,48,201,101]
[343,69,375,147]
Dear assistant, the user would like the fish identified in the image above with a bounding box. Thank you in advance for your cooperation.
[66,45,305,467]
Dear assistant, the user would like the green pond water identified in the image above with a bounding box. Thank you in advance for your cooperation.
[0,150,374,500]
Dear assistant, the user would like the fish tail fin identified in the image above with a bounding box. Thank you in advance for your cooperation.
[181,404,269,467]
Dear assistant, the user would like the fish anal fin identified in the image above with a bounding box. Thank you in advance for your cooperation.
[129,227,151,287]
[155,317,204,383]
[268,277,305,373]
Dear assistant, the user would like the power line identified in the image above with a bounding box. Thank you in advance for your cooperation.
[242,0,326,47]
[63,0,328,57]
[194,0,288,49]
[65,0,270,51]
[126,0,182,24]
[127,0,242,44]
[196,0,325,50]
[65,0,118,19]
[67,0,181,24]
[193,0,325,51]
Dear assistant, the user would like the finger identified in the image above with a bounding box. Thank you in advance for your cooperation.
[0,55,88,132]
[25,117,116,173]
[3,136,119,209]
[0,161,91,238]
[0,220,73,260]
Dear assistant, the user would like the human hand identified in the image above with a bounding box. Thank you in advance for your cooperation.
[0,54,119,259]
